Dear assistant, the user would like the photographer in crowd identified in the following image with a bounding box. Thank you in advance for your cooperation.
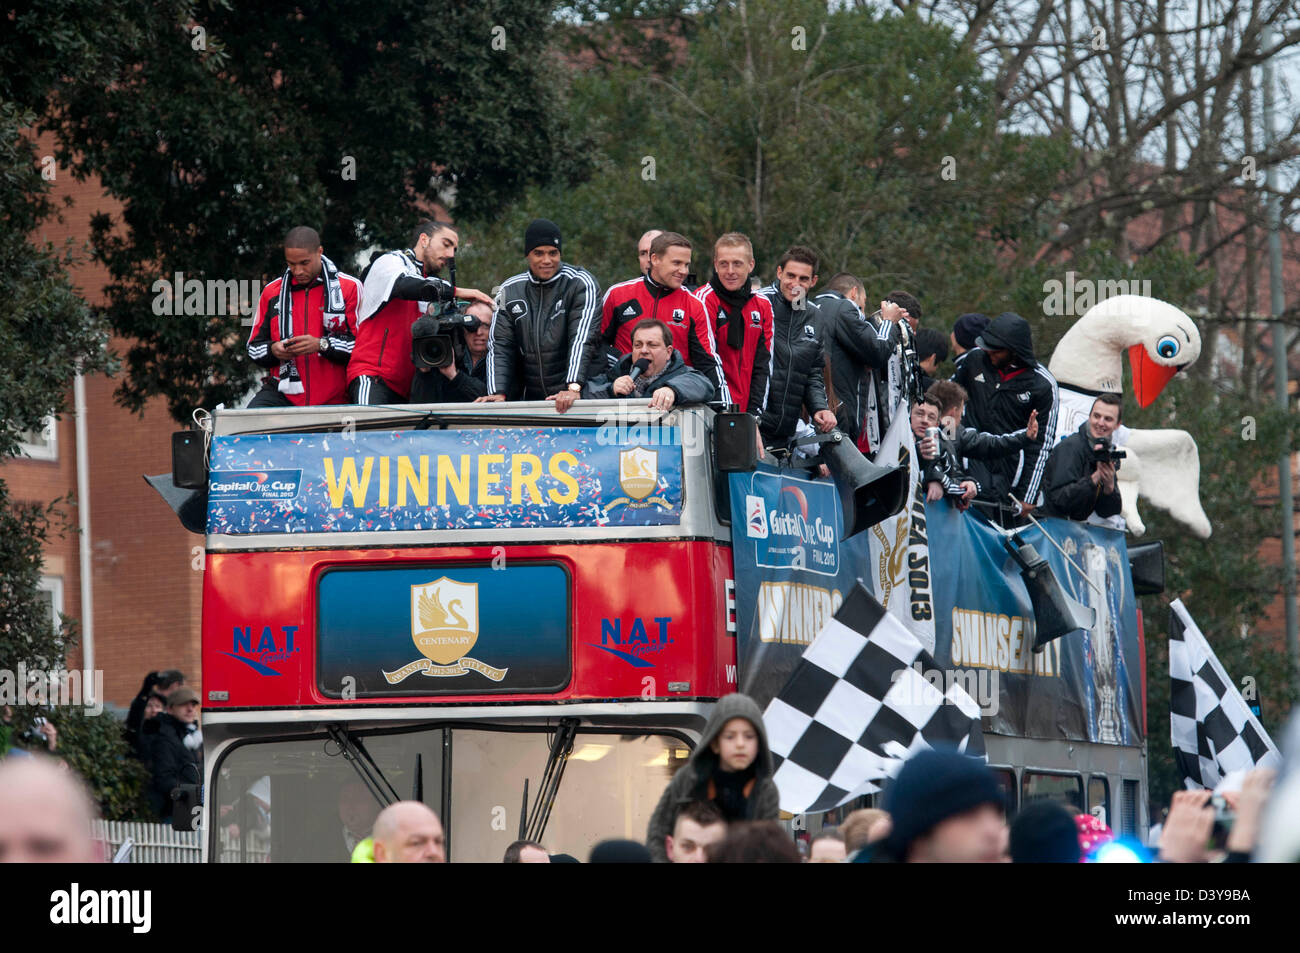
[1040,393,1124,522]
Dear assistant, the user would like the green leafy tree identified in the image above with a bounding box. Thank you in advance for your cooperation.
[44,0,587,421]
[462,1,1068,316]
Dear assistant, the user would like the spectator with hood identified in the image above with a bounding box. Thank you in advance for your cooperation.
[645,693,779,862]
[950,312,1058,525]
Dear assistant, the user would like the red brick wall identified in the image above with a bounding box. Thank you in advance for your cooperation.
[4,133,202,708]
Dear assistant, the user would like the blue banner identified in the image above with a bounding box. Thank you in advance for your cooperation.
[730,467,1144,744]
[207,427,683,534]
[729,466,863,704]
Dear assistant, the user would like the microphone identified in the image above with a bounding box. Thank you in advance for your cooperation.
[628,358,652,381]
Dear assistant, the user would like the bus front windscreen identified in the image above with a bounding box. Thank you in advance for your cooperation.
[212,725,692,862]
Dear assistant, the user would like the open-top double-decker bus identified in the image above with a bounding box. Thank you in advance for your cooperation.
[174,398,1149,861]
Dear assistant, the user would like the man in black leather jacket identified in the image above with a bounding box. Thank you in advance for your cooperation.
[584,319,715,410]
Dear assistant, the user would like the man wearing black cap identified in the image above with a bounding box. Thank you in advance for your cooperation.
[481,219,601,412]
[951,311,1059,524]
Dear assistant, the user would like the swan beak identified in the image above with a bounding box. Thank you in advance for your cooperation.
[1129,344,1179,408]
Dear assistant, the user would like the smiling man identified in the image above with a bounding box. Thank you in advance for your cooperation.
[481,218,601,412]
[1041,392,1125,523]
[693,232,773,416]
[583,319,715,411]
[598,231,730,404]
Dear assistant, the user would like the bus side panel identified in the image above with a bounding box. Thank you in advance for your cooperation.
[202,541,731,708]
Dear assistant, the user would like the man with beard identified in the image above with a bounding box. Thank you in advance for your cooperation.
[692,232,772,415]
[348,220,494,404]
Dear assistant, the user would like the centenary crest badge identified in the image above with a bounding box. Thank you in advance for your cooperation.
[605,446,672,514]
[381,577,507,684]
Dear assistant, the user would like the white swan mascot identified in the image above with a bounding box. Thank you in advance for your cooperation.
[1047,294,1211,538]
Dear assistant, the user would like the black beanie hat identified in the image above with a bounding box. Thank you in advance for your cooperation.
[588,839,651,863]
[881,748,1005,859]
[1009,800,1083,863]
[952,313,989,350]
[524,219,562,255]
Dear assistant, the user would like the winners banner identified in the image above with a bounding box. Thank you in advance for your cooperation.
[206,427,683,535]
[731,465,1143,744]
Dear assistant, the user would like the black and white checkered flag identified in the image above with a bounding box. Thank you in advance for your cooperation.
[1169,599,1280,789]
[764,582,985,814]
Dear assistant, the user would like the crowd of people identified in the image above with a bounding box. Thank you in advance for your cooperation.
[8,688,1290,863]
[122,669,202,822]
[247,217,1134,530]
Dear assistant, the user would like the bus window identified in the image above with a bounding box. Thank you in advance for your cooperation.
[213,727,446,863]
[1021,771,1083,812]
[450,728,691,862]
[1088,775,1111,829]
[990,768,1017,816]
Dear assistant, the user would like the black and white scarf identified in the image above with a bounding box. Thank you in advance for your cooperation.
[278,254,346,394]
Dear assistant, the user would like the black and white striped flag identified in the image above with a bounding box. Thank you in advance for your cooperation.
[1169,599,1281,789]
[764,582,985,815]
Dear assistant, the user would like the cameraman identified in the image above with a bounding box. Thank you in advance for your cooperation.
[409,301,493,403]
[348,221,494,404]
[1041,393,1124,522]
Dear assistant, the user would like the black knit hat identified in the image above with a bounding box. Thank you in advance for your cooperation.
[952,313,989,350]
[881,748,1004,859]
[1009,800,1083,863]
[524,219,562,255]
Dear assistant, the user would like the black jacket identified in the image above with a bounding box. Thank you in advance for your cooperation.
[815,291,893,445]
[1041,422,1124,521]
[584,351,716,405]
[149,713,203,820]
[951,345,1058,506]
[487,264,601,400]
[757,285,830,441]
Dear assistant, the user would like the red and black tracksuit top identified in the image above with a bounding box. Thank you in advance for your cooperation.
[693,282,773,415]
[599,275,731,404]
[348,249,455,399]
[246,273,361,405]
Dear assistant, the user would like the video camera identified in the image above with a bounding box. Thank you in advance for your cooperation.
[411,257,482,370]
[1090,433,1127,468]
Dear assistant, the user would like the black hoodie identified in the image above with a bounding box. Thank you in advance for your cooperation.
[950,314,1058,509]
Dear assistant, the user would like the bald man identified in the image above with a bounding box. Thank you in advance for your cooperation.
[0,756,103,862]
[372,801,446,863]
[637,229,664,277]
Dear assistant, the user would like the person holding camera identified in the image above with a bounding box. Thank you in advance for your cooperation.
[409,300,493,403]
[1040,393,1124,522]
[481,219,602,412]
[348,220,495,404]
